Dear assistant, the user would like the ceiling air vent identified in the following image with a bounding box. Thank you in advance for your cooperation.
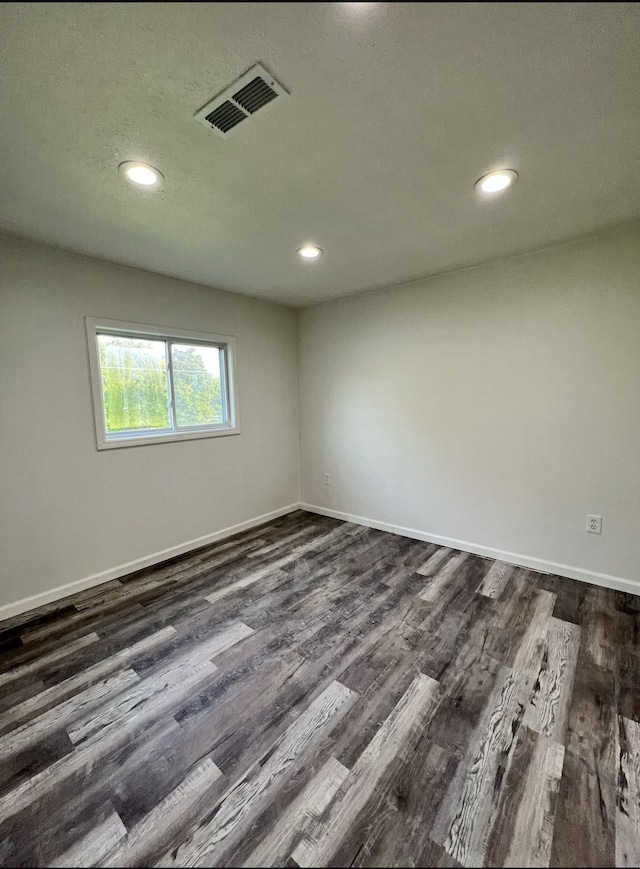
[195,62,289,138]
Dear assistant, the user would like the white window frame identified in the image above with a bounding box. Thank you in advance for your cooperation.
[86,317,240,450]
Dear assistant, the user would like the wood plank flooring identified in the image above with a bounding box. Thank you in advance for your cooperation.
[0,510,638,867]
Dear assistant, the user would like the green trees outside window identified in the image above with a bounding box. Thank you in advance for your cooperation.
[98,336,223,434]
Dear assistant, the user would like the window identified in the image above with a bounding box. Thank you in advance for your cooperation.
[86,318,239,449]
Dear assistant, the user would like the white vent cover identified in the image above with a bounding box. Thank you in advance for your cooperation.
[195,62,289,137]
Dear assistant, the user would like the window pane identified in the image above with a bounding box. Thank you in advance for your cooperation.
[171,343,225,428]
[98,335,170,433]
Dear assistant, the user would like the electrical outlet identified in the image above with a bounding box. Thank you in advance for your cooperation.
[586,514,602,534]
[324,473,330,485]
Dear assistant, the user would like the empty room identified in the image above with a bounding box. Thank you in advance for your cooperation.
[1,2,639,867]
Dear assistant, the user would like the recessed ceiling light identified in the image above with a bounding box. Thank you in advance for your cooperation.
[298,245,323,259]
[118,161,164,187]
[475,169,518,198]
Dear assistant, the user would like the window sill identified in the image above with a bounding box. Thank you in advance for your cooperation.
[96,425,241,450]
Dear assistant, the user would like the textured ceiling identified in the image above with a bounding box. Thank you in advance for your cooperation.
[1,2,639,307]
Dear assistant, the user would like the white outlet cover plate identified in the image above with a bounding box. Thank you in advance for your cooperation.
[586,514,602,534]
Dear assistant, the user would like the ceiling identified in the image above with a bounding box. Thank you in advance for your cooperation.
[1,2,639,307]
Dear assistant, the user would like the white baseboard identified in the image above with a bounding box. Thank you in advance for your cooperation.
[4,499,637,625]
[0,504,301,623]
[301,503,640,597]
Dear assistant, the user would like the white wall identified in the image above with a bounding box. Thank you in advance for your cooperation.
[0,234,300,615]
[298,222,640,590]
[2,223,639,618]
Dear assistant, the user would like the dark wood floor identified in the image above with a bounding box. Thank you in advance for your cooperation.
[0,510,638,868]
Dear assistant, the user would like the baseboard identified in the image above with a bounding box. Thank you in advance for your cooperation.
[0,503,302,623]
[5,499,636,624]
[301,503,640,597]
